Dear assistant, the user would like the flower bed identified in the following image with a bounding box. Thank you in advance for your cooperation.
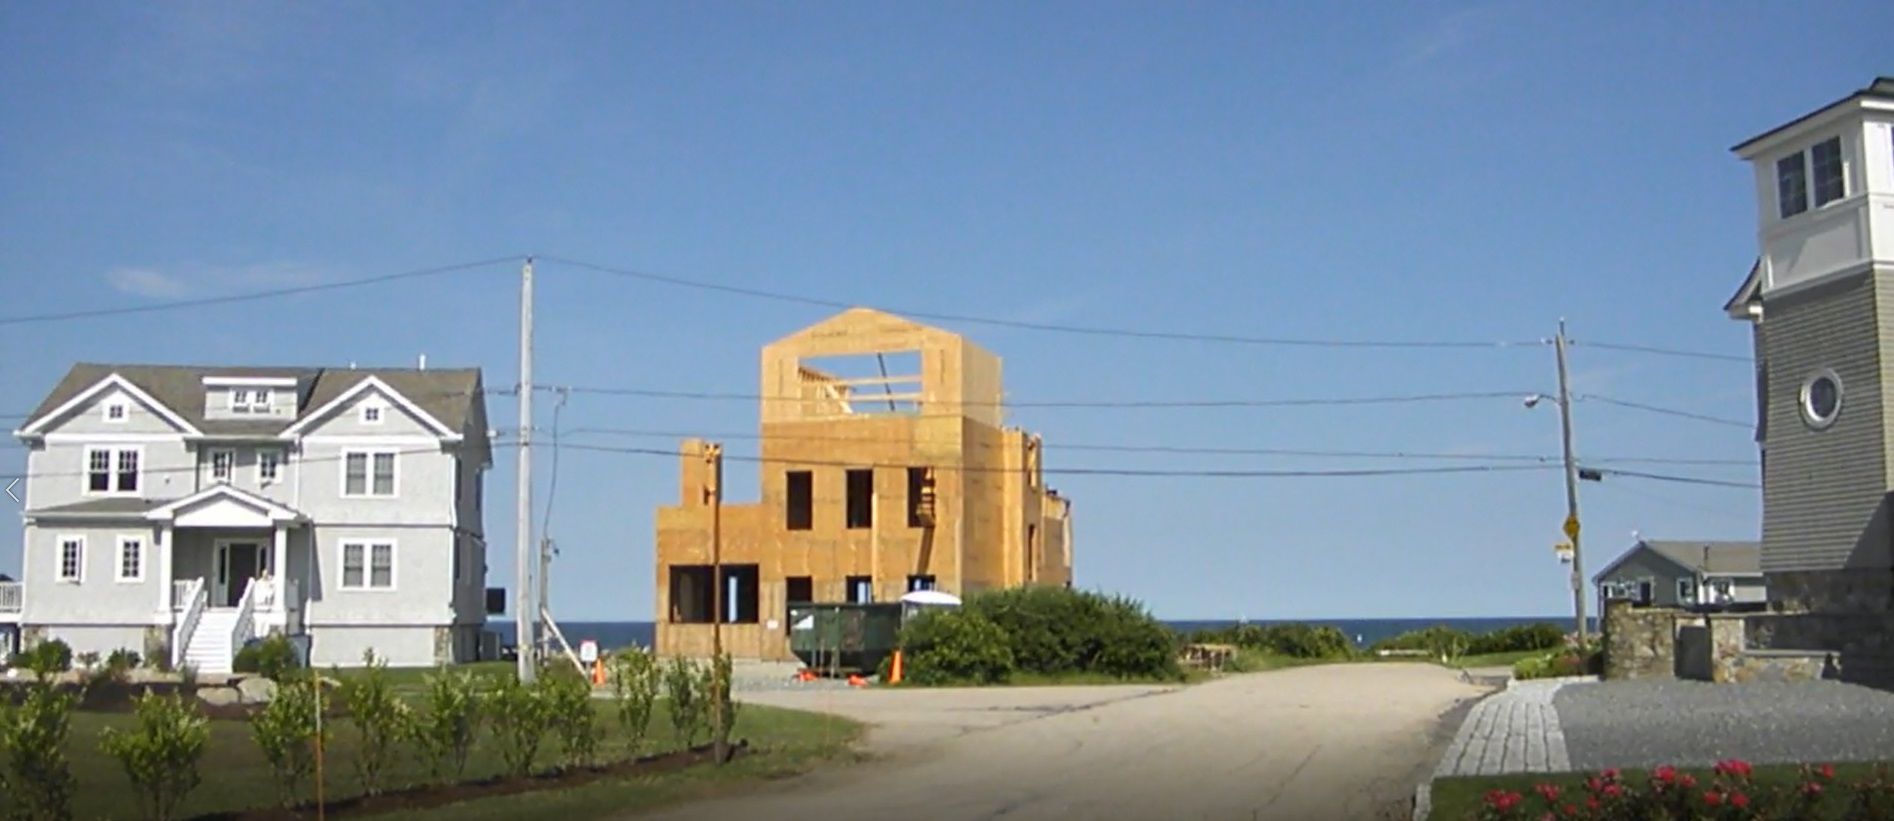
[1440,760,1894,820]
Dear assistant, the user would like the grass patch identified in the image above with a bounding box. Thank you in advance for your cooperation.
[1444,650,1546,670]
[49,682,859,819]
[1430,762,1892,820]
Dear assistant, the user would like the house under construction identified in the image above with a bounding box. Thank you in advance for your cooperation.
[654,307,1074,660]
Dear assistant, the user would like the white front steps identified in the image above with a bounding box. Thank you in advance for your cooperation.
[183,608,241,675]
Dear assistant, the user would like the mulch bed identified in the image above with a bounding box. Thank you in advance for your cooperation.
[190,740,752,820]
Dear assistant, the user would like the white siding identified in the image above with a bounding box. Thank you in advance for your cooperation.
[20,525,165,626]
[303,526,455,625]
[36,625,149,659]
[308,626,437,667]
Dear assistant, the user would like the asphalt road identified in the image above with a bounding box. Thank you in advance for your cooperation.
[632,663,1487,821]
[1556,679,1894,770]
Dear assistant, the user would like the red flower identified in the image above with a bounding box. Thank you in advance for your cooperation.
[1818,763,1836,781]
[1535,783,1562,802]
[1715,759,1754,780]
[1601,768,1621,781]
[1653,765,1678,784]
[1486,789,1524,813]
[1560,805,1578,818]
[1802,781,1824,797]
[1680,774,1698,790]
[1586,797,1601,811]
[1602,784,1625,799]
[1704,791,1724,807]
[1731,792,1750,809]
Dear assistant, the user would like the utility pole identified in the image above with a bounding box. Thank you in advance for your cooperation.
[1554,320,1589,648]
[705,443,728,765]
[515,257,536,683]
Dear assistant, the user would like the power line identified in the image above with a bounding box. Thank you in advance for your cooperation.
[558,425,1755,467]
[1594,467,1760,490]
[1578,395,1752,429]
[0,257,520,326]
[1571,340,1751,364]
[540,254,1547,351]
[543,384,1542,410]
[553,441,1558,478]
[0,441,487,484]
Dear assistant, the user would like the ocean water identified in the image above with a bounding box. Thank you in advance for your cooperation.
[489,616,1595,652]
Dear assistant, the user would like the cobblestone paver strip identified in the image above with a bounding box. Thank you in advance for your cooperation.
[1435,679,1576,776]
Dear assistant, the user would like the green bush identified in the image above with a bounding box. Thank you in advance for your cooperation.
[1370,625,1475,658]
[231,635,299,681]
[1513,646,1602,680]
[409,669,482,781]
[18,639,73,681]
[609,649,661,755]
[1193,623,1355,659]
[662,657,709,749]
[1467,623,1566,655]
[921,586,1183,681]
[249,672,324,808]
[0,681,79,820]
[99,691,209,821]
[899,608,1016,685]
[488,674,551,778]
[342,652,409,796]
[544,670,599,771]
[106,649,141,675]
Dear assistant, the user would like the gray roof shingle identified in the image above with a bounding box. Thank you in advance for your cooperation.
[23,363,484,437]
[1640,540,1762,575]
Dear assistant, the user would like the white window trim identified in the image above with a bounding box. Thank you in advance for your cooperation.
[83,445,144,497]
[340,449,401,498]
[209,448,237,484]
[338,539,398,591]
[102,400,129,424]
[1776,133,1852,222]
[1801,368,1843,430]
[117,535,145,583]
[359,403,385,425]
[257,449,282,485]
[1676,577,1696,602]
[57,536,85,583]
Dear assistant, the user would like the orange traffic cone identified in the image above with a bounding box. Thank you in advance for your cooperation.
[847,674,866,687]
[889,650,904,685]
[592,657,607,686]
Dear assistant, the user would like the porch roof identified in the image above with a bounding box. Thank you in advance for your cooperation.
[143,484,307,527]
[27,497,163,519]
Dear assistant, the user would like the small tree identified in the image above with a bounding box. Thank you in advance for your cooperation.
[250,673,324,808]
[544,671,599,770]
[21,639,73,683]
[662,657,708,749]
[409,669,482,782]
[99,691,209,821]
[489,674,551,778]
[0,681,79,820]
[610,649,661,755]
[343,651,409,796]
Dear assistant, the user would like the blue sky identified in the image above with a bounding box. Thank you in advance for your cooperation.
[0,2,1886,620]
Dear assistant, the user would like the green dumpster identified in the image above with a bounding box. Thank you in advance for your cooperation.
[787,602,903,675]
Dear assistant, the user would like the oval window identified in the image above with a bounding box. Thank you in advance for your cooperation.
[1801,370,1842,429]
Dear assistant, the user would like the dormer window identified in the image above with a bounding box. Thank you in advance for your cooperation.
[230,388,272,415]
[1777,136,1847,219]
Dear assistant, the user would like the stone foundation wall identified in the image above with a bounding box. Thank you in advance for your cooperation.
[1603,600,1678,680]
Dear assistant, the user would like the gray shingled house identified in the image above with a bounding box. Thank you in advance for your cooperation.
[1724,76,1894,685]
[2,363,492,671]
[1592,540,1765,615]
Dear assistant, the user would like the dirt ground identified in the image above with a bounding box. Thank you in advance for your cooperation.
[631,662,1490,821]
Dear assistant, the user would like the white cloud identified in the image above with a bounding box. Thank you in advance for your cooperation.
[105,268,191,299]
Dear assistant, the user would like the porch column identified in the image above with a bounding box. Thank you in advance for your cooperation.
[272,525,288,599]
[157,524,174,615]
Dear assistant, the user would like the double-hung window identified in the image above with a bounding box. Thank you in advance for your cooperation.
[1778,136,1848,219]
[258,450,282,485]
[210,449,236,483]
[230,388,272,415]
[57,537,84,582]
[85,446,140,495]
[343,450,398,497]
[341,541,396,590]
[118,536,143,582]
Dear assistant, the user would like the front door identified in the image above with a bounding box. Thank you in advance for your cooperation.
[215,541,269,607]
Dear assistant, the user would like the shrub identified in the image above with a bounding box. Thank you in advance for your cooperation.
[106,649,141,675]
[99,691,209,821]
[489,674,551,778]
[342,651,409,796]
[409,669,482,781]
[232,635,299,681]
[663,657,709,748]
[609,649,661,754]
[1477,761,1871,820]
[1195,623,1355,660]
[0,681,79,820]
[1513,646,1602,681]
[1467,623,1566,655]
[544,670,600,770]
[709,652,739,753]
[911,586,1183,682]
[76,651,101,670]
[19,639,73,681]
[899,609,1016,685]
[249,672,324,808]
[1372,625,1475,659]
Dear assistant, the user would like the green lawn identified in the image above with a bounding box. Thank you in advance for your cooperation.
[1430,762,1893,820]
[1445,650,1546,670]
[49,683,861,820]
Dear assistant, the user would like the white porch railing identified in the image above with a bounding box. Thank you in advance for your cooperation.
[171,580,195,611]
[171,578,206,670]
[230,579,257,654]
[0,581,21,614]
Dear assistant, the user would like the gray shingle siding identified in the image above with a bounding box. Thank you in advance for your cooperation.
[1759,271,1891,573]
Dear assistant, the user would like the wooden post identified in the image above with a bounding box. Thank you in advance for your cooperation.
[705,443,727,765]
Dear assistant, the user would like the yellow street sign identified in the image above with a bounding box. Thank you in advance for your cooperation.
[1562,515,1581,540]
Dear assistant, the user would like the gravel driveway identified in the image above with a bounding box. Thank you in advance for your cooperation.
[1555,679,1894,770]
